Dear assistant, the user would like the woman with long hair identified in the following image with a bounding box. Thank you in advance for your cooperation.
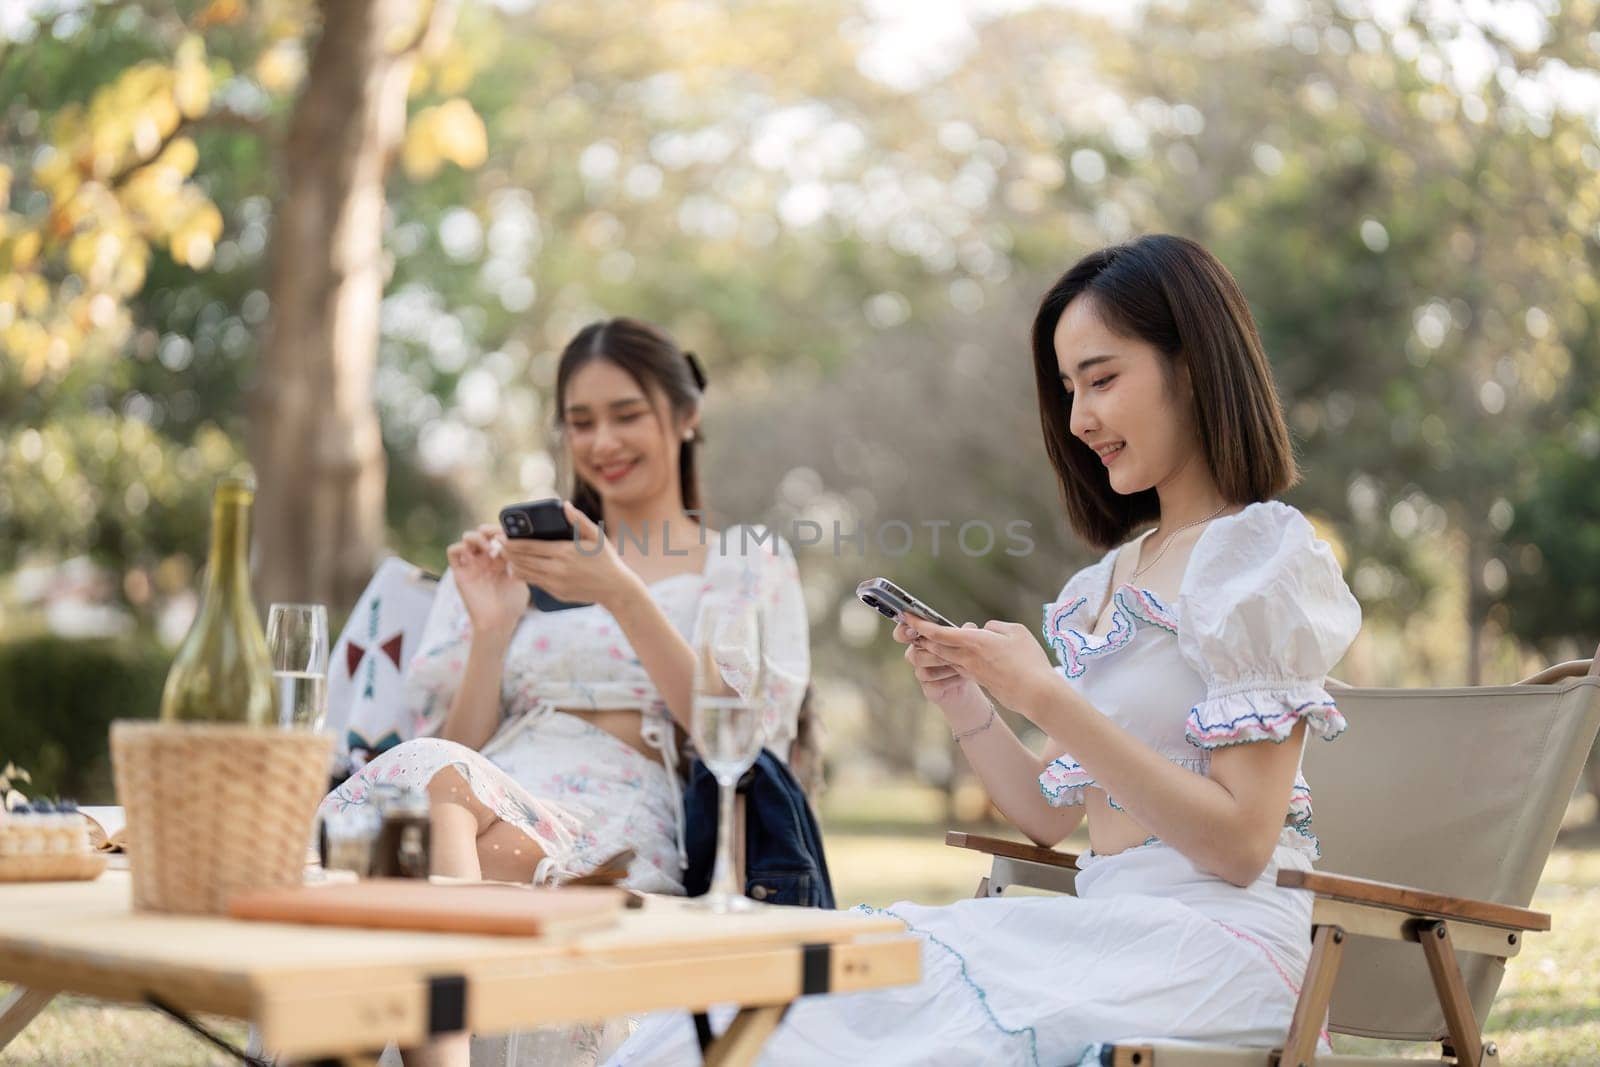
[320,317,810,1066]
[612,235,1361,1065]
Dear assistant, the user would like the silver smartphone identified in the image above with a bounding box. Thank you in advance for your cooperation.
[855,577,958,628]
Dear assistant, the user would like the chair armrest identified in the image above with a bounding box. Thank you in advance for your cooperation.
[1277,869,1550,932]
[945,831,1080,870]
[1516,639,1599,684]
[1517,658,1596,685]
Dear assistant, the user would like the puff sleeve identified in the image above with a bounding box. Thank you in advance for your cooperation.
[698,525,811,758]
[1176,502,1361,748]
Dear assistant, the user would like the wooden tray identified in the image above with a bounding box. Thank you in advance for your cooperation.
[228,878,627,937]
[0,852,109,882]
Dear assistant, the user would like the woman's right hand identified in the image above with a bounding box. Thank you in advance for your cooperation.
[446,524,530,637]
[894,616,990,718]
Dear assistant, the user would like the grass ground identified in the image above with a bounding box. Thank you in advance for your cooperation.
[2,784,1597,1065]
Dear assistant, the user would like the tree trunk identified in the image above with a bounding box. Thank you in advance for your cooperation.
[252,0,452,614]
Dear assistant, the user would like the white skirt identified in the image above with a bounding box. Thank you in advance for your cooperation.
[608,838,1323,1066]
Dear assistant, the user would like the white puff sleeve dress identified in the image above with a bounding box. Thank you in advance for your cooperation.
[317,524,810,895]
[610,501,1361,1067]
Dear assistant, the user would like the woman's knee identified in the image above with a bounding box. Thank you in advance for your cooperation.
[427,764,497,832]
[426,763,470,801]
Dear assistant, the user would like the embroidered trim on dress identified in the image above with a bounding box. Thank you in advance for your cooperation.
[1076,833,1164,867]
[1211,919,1331,1049]
[1039,753,1208,809]
[1042,585,1180,679]
[1283,782,1321,859]
[1185,695,1348,748]
[851,904,1042,1066]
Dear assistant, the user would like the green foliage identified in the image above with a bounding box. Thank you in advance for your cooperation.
[1504,434,1600,656]
[0,634,168,803]
[3,0,1598,710]
[0,414,241,572]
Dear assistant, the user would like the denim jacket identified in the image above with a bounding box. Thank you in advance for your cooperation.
[682,750,835,908]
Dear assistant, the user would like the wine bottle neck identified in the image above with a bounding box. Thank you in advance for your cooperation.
[204,491,254,601]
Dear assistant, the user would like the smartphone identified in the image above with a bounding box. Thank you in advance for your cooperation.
[855,577,958,629]
[497,499,589,613]
[499,498,576,542]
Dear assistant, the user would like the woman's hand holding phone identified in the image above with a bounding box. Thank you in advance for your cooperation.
[499,502,639,611]
[903,616,1058,720]
[446,523,530,637]
[894,614,993,727]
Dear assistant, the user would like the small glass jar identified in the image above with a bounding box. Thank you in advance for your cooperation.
[372,787,431,879]
[319,804,384,877]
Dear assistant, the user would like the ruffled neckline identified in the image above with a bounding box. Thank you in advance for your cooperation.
[1039,501,1288,659]
[1043,583,1180,679]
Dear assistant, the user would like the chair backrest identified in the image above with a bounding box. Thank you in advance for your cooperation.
[1304,661,1600,1042]
[326,557,440,769]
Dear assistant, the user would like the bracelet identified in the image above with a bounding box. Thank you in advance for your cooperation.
[951,704,997,742]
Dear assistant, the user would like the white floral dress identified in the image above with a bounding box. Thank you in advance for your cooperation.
[318,524,810,894]
[609,501,1363,1066]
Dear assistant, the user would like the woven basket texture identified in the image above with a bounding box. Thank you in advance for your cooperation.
[111,721,331,914]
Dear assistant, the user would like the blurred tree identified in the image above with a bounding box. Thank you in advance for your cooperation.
[252,0,462,611]
[1503,415,1600,659]
[0,11,218,377]
[0,1,263,613]
[2,0,1596,795]
[1173,0,1600,683]
[0,0,484,624]
[901,0,1600,684]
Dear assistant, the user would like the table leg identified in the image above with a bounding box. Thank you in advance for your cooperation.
[0,987,56,1051]
[702,1003,790,1067]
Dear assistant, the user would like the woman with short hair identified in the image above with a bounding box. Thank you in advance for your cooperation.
[613,235,1362,1066]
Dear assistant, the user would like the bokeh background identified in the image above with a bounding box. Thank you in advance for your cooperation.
[2,0,1600,1060]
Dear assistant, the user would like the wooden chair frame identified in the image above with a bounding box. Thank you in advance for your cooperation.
[947,831,1544,1067]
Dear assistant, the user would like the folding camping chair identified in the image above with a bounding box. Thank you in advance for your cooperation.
[947,644,1600,1066]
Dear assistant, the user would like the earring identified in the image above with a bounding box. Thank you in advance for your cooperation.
[682,429,695,442]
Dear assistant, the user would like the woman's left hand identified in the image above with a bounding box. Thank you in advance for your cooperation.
[500,502,642,611]
[904,617,1060,719]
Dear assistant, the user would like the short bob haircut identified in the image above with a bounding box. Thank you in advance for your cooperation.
[1032,234,1298,550]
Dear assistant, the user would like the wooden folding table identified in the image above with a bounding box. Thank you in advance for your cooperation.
[0,872,919,1065]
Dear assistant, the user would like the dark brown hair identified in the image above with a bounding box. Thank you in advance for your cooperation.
[555,317,706,524]
[1032,234,1298,549]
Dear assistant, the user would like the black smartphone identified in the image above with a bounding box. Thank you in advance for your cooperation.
[498,498,589,612]
[499,498,576,542]
[855,577,958,628]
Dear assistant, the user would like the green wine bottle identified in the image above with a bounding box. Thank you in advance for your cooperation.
[159,476,278,726]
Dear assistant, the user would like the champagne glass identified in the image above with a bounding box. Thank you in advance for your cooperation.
[689,595,766,912]
[266,603,329,730]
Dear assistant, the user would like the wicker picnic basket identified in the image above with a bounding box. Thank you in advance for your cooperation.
[110,721,332,915]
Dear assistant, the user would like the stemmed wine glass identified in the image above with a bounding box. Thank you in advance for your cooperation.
[688,594,766,912]
[266,603,329,731]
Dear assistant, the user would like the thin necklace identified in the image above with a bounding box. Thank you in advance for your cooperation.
[1131,503,1229,581]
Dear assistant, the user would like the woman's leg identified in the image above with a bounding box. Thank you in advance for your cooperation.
[402,768,551,1067]
[425,763,551,882]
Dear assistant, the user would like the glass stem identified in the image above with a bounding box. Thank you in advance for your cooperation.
[709,776,740,900]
